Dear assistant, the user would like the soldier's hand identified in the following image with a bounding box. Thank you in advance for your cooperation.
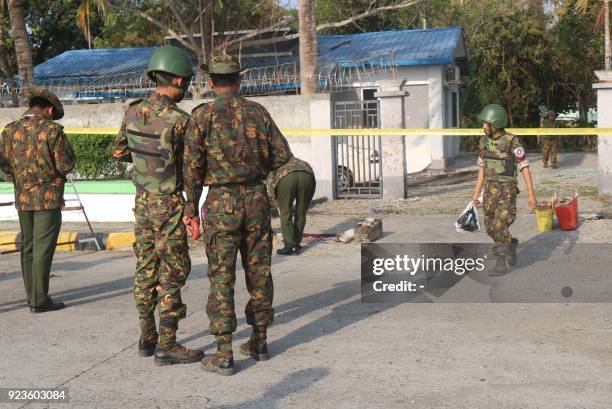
[185,217,201,240]
[528,194,537,210]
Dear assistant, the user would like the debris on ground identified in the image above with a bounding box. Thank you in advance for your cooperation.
[581,213,604,221]
[336,228,355,243]
[355,218,383,243]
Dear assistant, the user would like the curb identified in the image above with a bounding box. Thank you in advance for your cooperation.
[105,232,135,250]
[0,230,135,252]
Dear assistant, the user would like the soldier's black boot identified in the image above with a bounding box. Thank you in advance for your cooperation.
[201,352,235,376]
[276,245,299,255]
[508,238,519,267]
[202,334,235,376]
[30,297,65,313]
[240,326,269,361]
[489,254,508,277]
[154,344,203,366]
[154,320,203,365]
[138,335,157,357]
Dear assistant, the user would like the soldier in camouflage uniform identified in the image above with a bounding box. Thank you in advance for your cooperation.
[183,54,292,375]
[540,110,558,169]
[266,157,316,255]
[471,104,537,276]
[0,89,75,313]
[112,46,203,365]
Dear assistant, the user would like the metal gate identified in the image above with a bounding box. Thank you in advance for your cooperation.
[333,100,382,198]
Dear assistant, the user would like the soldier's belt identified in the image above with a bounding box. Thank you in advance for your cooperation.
[208,179,263,188]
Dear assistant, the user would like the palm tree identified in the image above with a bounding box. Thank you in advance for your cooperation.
[76,0,110,49]
[298,0,318,95]
[6,0,33,100]
[0,0,19,106]
[575,0,611,70]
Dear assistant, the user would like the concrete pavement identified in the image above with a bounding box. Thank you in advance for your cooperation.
[1,214,612,408]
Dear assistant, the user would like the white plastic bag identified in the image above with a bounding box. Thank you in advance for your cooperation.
[455,202,481,233]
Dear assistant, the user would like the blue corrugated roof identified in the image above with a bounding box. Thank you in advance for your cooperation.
[318,27,463,73]
[32,27,465,85]
[34,47,159,83]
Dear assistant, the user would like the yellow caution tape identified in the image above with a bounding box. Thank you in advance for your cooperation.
[0,127,608,136]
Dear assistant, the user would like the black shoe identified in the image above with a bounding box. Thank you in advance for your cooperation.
[202,353,235,376]
[240,340,270,361]
[138,336,157,357]
[276,246,299,256]
[154,344,203,366]
[30,298,65,313]
[296,243,303,250]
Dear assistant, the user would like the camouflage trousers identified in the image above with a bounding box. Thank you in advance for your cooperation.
[483,181,518,256]
[133,191,191,349]
[203,182,274,336]
[541,137,558,165]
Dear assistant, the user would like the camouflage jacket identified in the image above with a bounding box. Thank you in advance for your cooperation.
[477,131,529,183]
[112,92,190,194]
[183,93,293,217]
[0,110,76,211]
[266,156,314,202]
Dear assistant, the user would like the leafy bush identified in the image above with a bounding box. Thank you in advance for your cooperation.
[67,134,129,180]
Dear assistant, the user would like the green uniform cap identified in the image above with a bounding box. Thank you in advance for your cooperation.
[478,104,508,129]
[27,88,64,120]
[202,54,243,74]
[146,46,194,81]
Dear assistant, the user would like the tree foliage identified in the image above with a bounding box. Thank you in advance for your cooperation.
[316,0,604,128]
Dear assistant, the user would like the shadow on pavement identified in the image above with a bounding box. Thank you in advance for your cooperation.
[211,367,329,409]
[0,258,206,314]
[181,278,360,346]
[183,279,396,374]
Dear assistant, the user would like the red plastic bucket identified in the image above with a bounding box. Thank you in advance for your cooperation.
[554,194,579,231]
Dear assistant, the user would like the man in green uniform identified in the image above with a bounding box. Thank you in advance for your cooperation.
[0,89,75,313]
[266,157,316,255]
[112,46,203,365]
[470,104,537,276]
[183,54,292,375]
[540,110,558,169]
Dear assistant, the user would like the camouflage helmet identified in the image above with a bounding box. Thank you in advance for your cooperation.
[478,104,508,129]
[146,46,194,81]
[27,88,64,120]
[202,54,243,75]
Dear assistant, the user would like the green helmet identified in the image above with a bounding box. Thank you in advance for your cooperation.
[478,104,508,129]
[146,46,194,81]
